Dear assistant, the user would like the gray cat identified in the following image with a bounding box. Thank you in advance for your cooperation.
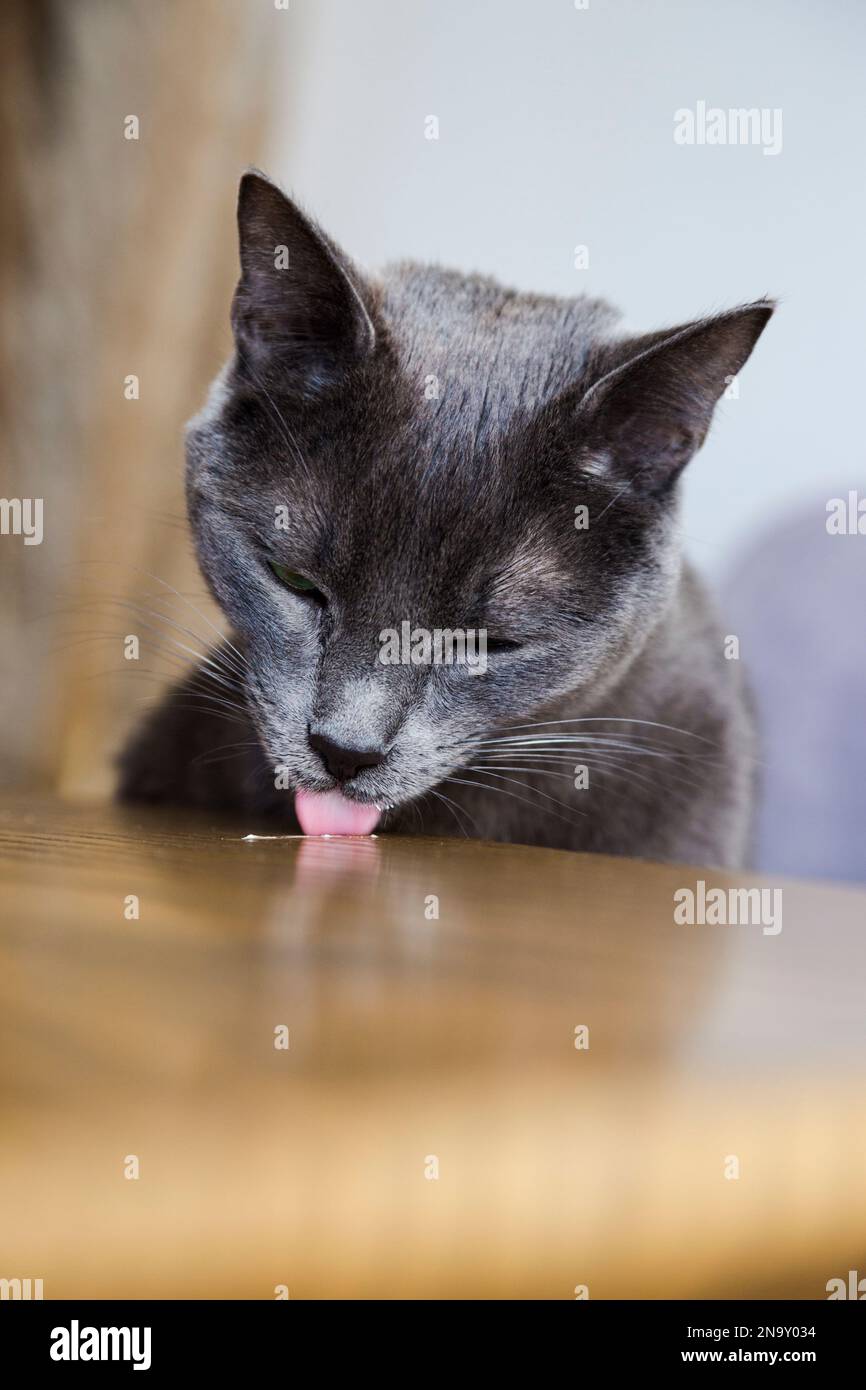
[118,171,772,867]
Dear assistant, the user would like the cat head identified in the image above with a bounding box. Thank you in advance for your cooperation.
[185,171,772,822]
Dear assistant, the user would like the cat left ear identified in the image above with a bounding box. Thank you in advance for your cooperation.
[231,170,375,396]
[573,302,774,494]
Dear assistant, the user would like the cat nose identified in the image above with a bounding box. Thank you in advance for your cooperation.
[308,731,386,782]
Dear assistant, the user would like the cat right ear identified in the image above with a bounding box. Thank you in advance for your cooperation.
[230,171,375,396]
[570,302,773,496]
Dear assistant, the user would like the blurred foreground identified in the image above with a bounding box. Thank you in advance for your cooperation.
[1,797,864,1298]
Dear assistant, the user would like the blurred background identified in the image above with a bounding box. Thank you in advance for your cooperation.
[2,0,864,879]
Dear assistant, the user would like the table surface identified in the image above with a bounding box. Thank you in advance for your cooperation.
[1,796,864,1300]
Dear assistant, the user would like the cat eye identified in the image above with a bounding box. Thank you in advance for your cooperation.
[268,561,325,601]
[485,637,523,654]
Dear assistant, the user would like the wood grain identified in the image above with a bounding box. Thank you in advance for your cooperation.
[1,798,864,1299]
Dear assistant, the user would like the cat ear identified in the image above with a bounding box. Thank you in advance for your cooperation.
[573,303,773,494]
[230,171,375,396]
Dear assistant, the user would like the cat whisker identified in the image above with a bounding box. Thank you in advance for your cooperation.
[114,673,249,721]
[475,736,712,763]
[56,597,246,688]
[426,787,476,838]
[443,774,582,826]
[490,716,715,743]
[53,629,240,691]
[479,739,719,781]
[477,730,702,749]
[473,750,708,799]
[128,567,250,677]
[64,561,250,679]
[463,767,589,816]
[95,680,250,729]
[106,600,247,684]
[164,698,250,724]
[190,740,263,770]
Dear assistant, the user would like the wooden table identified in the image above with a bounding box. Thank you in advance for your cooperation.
[1,797,864,1300]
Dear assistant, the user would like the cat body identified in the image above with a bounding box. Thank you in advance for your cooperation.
[119,173,771,868]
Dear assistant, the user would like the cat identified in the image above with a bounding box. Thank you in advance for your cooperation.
[118,170,773,867]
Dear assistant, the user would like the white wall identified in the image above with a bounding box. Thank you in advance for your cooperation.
[267,0,866,576]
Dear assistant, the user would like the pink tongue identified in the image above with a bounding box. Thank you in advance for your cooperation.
[294,788,381,836]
